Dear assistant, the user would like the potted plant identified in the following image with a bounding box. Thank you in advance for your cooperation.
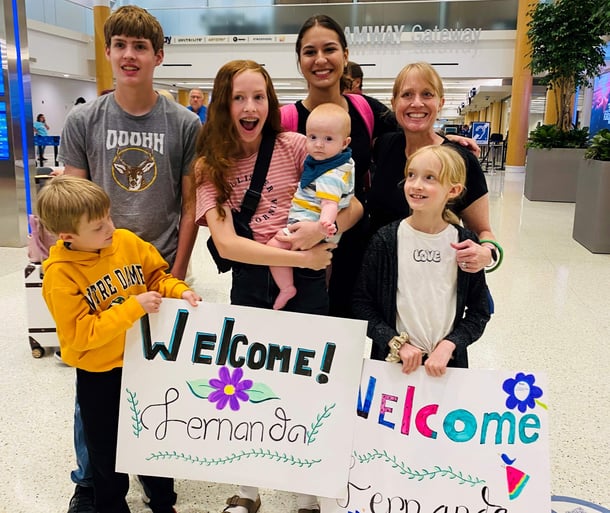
[526,124,589,150]
[524,0,608,202]
[572,129,610,253]
[524,124,589,201]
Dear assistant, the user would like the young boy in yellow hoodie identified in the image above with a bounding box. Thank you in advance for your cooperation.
[38,176,201,513]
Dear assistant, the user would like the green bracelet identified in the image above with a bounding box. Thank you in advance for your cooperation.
[480,239,504,273]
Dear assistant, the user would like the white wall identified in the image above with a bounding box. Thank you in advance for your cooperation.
[28,20,94,79]
[30,75,98,137]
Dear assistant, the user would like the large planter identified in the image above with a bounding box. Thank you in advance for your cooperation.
[572,159,610,253]
[524,148,586,202]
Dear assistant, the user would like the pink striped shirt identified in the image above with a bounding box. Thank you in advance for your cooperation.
[196,131,308,243]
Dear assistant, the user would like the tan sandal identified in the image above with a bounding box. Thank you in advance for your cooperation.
[223,495,261,513]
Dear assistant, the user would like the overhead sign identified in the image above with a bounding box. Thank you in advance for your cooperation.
[164,25,483,47]
[164,35,291,45]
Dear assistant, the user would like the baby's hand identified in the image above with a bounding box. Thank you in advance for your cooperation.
[320,220,337,237]
[182,290,201,306]
[136,291,162,314]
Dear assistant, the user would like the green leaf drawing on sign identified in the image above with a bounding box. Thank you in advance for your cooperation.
[307,403,336,445]
[187,379,279,403]
[354,449,485,486]
[186,379,215,399]
[248,382,280,403]
[146,448,320,467]
[125,388,142,437]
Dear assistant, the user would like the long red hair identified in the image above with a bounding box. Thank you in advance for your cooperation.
[193,60,282,218]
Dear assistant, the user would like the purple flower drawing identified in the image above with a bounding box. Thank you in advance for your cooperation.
[502,372,545,413]
[208,366,253,411]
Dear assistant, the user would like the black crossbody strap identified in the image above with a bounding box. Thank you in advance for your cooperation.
[239,131,276,220]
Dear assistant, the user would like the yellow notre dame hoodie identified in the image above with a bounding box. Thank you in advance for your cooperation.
[42,228,191,372]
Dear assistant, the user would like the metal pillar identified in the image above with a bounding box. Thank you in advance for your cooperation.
[0,0,34,246]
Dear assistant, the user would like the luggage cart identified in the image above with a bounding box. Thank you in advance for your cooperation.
[25,172,59,358]
[24,263,59,357]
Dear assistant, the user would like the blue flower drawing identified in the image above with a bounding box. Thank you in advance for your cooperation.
[208,366,253,411]
[502,372,547,412]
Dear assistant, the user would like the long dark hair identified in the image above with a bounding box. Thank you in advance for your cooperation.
[295,14,351,92]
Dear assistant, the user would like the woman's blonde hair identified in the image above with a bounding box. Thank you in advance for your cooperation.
[405,145,466,224]
[392,62,444,104]
[36,176,111,235]
[193,60,282,218]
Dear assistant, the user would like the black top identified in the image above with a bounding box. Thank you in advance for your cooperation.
[293,94,398,318]
[369,132,489,236]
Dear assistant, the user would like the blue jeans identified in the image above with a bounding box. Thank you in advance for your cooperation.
[230,264,328,314]
[71,390,94,487]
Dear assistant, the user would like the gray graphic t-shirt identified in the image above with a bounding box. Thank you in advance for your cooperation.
[59,93,200,266]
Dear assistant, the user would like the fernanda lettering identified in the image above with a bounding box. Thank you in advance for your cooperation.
[340,480,507,513]
[140,387,308,444]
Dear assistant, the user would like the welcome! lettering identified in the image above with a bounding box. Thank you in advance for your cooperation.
[138,310,337,384]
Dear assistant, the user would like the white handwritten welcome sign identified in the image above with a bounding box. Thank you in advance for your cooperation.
[321,360,551,513]
[116,300,367,498]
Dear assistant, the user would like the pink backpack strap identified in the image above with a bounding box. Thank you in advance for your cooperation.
[280,104,298,132]
[345,93,374,141]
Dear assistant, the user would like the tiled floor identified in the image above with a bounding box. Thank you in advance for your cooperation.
[1,172,609,512]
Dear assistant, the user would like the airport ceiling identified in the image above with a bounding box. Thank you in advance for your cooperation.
[34,69,548,121]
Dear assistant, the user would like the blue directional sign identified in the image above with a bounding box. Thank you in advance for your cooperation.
[472,121,490,145]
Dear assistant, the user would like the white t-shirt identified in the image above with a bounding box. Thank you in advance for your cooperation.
[395,221,458,355]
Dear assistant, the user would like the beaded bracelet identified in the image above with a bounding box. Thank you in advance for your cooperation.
[480,239,504,273]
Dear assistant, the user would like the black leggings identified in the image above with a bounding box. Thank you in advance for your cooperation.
[230,263,328,314]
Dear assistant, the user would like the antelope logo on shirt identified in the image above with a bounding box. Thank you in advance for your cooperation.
[111,147,158,192]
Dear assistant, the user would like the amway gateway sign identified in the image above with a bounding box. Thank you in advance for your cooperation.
[345,25,482,45]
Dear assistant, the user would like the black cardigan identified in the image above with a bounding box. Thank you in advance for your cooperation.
[352,220,491,366]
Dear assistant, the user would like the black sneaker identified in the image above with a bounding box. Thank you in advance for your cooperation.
[67,485,95,513]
